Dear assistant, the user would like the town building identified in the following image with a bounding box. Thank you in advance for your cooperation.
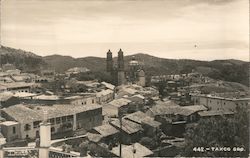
[103,98,132,117]
[191,94,250,111]
[0,82,39,93]
[110,118,143,144]
[96,89,114,104]
[88,124,119,145]
[1,103,102,140]
[65,67,90,76]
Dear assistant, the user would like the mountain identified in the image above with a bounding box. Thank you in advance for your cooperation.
[0,46,248,86]
[44,53,249,86]
[0,46,48,73]
[43,55,106,73]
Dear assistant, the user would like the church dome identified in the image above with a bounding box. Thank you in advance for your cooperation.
[129,56,139,66]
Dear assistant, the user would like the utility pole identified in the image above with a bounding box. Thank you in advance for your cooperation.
[0,0,2,48]
[119,112,122,158]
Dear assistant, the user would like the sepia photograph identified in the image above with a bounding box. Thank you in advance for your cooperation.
[0,0,249,157]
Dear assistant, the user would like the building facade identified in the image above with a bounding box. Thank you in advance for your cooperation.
[106,49,146,87]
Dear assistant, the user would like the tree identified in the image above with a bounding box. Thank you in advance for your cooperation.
[181,107,249,157]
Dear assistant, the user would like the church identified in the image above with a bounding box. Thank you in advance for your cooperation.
[106,49,146,87]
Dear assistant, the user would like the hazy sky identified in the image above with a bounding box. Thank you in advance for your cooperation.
[1,0,249,60]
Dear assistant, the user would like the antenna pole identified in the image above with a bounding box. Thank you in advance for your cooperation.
[0,0,2,48]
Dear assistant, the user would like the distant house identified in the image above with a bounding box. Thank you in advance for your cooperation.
[88,124,119,145]
[110,118,143,144]
[2,63,16,72]
[65,67,90,76]
[116,87,138,99]
[146,102,207,136]
[0,121,20,142]
[103,98,132,117]
[64,95,97,106]
[191,94,250,111]
[0,82,39,93]
[198,110,234,118]
[101,82,115,91]
[1,103,102,140]
[96,89,114,104]
[124,111,161,137]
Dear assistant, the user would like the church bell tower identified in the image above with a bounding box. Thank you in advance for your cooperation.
[106,49,113,72]
[117,49,126,85]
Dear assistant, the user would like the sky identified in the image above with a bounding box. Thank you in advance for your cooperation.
[1,0,249,61]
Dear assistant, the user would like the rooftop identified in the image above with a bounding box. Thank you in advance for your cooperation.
[2,104,102,123]
[101,82,115,90]
[0,121,19,126]
[198,110,234,117]
[96,89,113,97]
[112,143,153,158]
[141,117,161,127]
[148,103,207,116]
[124,111,161,127]
[191,93,250,101]
[33,94,60,100]
[93,124,119,137]
[13,92,38,98]
[0,82,37,89]
[111,118,142,134]
[0,92,13,101]
[108,98,131,108]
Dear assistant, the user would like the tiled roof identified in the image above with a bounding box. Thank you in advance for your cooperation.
[33,94,60,100]
[13,92,38,98]
[2,104,102,124]
[93,124,119,137]
[149,103,207,116]
[198,110,234,117]
[108,98,131,108]
[0,92,13,101]
[2,104,42,123]
[0,121,19,126]
[141,117,161,127]
[110,118,142,134]
[112,143,153,158]
[0,82,37,89]
[101,82,115,90]
[96,89,113,97]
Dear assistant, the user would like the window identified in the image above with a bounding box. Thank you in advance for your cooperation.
[13,127,16,134]
[24,124,31,131]
[56,117,61,124]
[51,127,55,133]
[36,131,39,138]
[33,121,41,128]
[92,99,94,104]
[67,115,73,121]
[49,118,55,125]
[62,116,67,123]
